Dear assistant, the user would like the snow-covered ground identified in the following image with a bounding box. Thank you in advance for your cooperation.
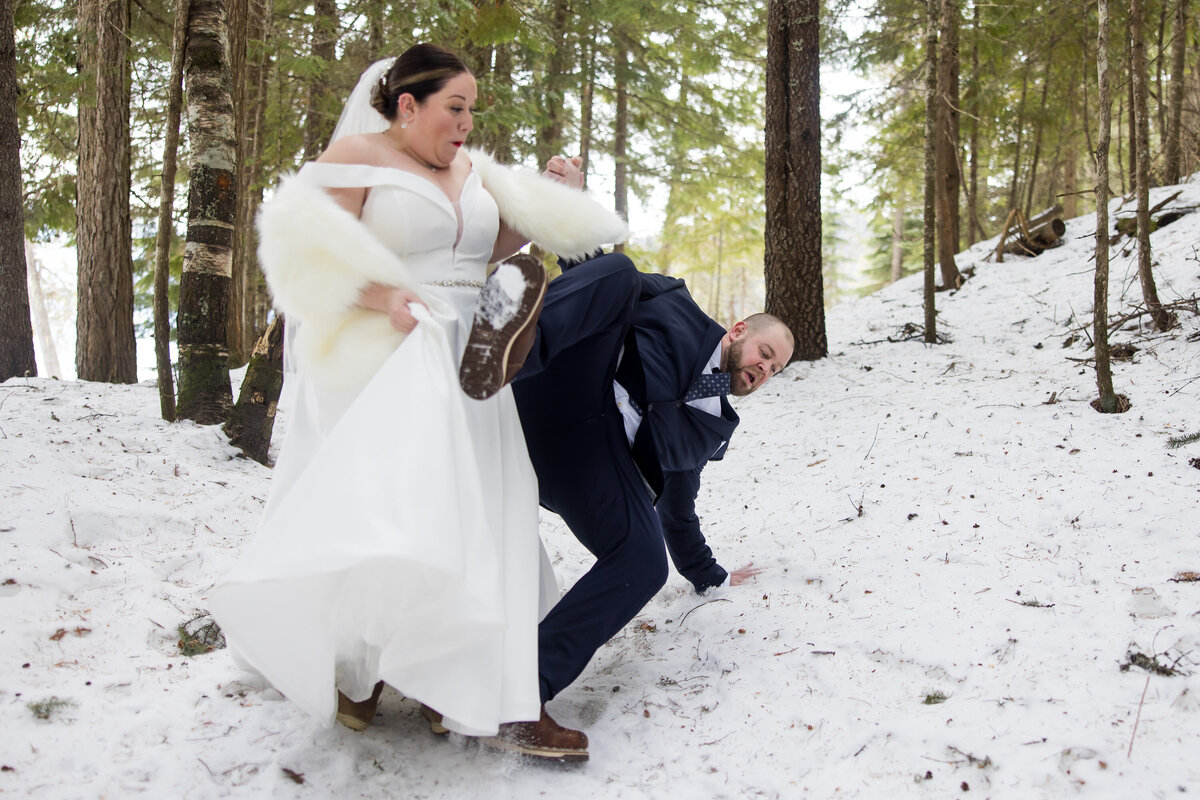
[3,184,1199,799]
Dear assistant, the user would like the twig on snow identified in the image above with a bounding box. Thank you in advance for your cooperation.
[1128,674,1151,758]
[678,598,731,627]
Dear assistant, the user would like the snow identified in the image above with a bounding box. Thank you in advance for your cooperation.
[3,184,1200,799]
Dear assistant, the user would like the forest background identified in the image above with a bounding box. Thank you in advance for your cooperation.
[6,0,1200,399]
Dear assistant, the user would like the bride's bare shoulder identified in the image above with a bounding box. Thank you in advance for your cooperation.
[317,134,388,167]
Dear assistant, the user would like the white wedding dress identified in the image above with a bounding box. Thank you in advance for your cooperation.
[209,162,555,736]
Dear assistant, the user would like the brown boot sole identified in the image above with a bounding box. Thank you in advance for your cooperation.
[459,254,547,401]
[336,710,373,731]
[481,735,589,763]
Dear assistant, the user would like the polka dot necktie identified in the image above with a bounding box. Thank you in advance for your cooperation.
[684,370,731,402]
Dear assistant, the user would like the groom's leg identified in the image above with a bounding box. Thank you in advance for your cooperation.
[521,411,668,703]
[513,251,640,381]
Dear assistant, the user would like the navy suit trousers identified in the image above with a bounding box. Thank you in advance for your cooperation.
[512,253,671,703]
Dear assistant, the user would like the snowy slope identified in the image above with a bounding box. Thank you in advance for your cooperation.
[2,184,1199,799]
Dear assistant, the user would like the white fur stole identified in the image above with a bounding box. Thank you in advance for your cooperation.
[256,156,628,390]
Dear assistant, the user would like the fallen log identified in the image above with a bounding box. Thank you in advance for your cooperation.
[1113,191,1190,237]
[994,205,1066,260]
[1003,215,1067,256]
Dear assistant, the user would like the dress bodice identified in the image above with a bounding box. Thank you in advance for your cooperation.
[298,162,500,285]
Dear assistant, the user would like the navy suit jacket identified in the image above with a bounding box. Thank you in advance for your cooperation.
[620,272,740,592]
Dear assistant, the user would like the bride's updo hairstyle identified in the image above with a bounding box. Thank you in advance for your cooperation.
[372,44,470,121]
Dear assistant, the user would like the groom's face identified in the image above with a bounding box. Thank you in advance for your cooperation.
[722,322,793,396]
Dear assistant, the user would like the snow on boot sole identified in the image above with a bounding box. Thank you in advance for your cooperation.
[459,254,547,400]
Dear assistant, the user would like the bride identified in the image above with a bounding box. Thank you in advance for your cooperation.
[208,43,625,762]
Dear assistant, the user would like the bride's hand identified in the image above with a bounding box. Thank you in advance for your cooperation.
[544,155,583,189]
[386,287,427,333]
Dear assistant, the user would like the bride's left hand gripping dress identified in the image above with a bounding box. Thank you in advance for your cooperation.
[207,153,627,736]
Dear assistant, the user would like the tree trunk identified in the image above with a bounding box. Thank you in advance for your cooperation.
[1127,27,1136,193]
[177,0,236,424]
[1063,78,1078,219]
[578,38,594,187]
[535,0,571,168]
[764,0,826,362]
[923,0,938,342]
[0,0,34,382]
[225,0,248,367]
[1094,0,1119,413]
[1164,0,1188,184]
[25,242,61,378]
[224,315,284,464]
[612,37,629,252]
[228,0,268,367]
[938,0,960,251]
[1116,77,1126,195]
[1006,57,1030,215]
[301,0,337,162]
[489,43,514,162]
[242,0,272,341]
[1131,0,1173,331]
[366,0,382,60]
[1023,74,1050,215]
[966,2,983,244]
[890,201,904,283]
[75,0,136,383]
[1156,0,1168,155]
[934,7,961,294]
[153,0,190,421]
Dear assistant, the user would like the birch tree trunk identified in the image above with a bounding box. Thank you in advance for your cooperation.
[1131,0,1173,332]
[177,0,236,423]
[764,0,826,361]
[25,242,61,378]
[75,0,135,383]
[0,0,34,381]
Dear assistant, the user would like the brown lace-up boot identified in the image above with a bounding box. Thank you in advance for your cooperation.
[459,254,547,401]
[483,706,588,763]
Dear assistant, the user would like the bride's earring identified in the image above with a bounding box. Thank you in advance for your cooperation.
[401,116,410,129]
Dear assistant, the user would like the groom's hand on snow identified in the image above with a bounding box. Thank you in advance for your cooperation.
[727,562,764,586]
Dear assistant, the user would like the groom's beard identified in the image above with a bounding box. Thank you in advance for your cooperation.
[723,339,755,397]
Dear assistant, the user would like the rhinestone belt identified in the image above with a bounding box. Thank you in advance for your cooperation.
[422,279,484,289]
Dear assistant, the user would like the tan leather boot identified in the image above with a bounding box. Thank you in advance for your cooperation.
[335,681,384,731]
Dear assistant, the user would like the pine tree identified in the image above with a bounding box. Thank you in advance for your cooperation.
[0,0,35,381]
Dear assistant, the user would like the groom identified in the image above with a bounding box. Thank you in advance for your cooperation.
[493,251,794,761]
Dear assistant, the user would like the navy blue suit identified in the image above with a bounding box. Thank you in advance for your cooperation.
[511,252,739,703]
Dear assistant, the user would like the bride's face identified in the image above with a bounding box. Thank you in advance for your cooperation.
[403,71,478,168]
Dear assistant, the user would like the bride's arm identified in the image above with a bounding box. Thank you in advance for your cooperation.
[356,283,424,333]
[489,155,585,262]
[315,137,371,217]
